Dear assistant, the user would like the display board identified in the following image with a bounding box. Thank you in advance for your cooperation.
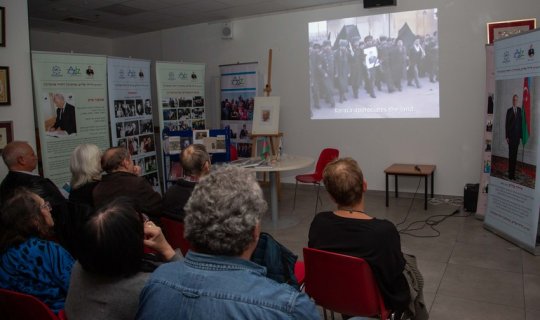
[485,28,540,254]
[32,51,110,188]
[107,57,160,191]
[220,62,258,158]
[155,61,206,188]
[162,129,230,188]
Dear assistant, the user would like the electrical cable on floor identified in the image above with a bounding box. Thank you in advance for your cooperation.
[393,178,472,238]
[394,178,422,228]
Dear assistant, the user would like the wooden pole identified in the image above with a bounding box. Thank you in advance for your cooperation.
[264,49,272,97]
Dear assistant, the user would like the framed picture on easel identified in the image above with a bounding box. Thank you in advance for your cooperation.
[252,96,280,135]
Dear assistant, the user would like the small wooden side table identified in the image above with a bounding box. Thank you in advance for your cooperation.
[384,164,436,210]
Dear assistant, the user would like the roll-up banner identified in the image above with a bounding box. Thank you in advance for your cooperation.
[32,52,110,189]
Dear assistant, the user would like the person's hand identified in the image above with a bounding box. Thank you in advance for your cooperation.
[143,221,176,261]
[132,165,142,176]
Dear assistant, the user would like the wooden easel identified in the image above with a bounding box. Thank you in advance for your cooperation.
[251,49,283,198]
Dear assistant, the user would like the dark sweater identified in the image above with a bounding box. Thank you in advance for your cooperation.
[308,211,410,311]
[92,172,161,216]
[161,179,196,221]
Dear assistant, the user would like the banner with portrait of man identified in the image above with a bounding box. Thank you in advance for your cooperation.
[32,52,110,188]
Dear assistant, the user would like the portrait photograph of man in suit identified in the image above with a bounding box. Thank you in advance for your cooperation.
[47,93,77,135]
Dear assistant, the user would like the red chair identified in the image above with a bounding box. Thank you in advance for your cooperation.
[230,144,238,161]
[294,260,305,288]
[293,148,339,213]
[0,288,61,320]
[303,248,391,320]
[58,310,68,320]
[160,216,191,256]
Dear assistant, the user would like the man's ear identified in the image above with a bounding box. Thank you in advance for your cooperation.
[253,223,261,243]
[363,179,368,192]
[203,160,211,174]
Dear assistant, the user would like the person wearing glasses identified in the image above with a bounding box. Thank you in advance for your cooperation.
[0,189,74,314]
[0,141,65,205]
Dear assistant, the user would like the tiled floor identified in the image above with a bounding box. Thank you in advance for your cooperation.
[261,184,540,320]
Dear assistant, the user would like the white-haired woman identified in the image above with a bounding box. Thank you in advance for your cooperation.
[69,144,102,207]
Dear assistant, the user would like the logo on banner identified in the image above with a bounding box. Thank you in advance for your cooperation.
[231,76,245,86]
[513,48,525,60]
[503,51,510,64]
[191,72,198,80]
[178,72,188,80]
[168,72,175,80]
[139,69,145,79]
[119,69,126,79]
[528,44,535,58]
[51,65,62,77]
[67,66,81,76]
[127,69,137,78]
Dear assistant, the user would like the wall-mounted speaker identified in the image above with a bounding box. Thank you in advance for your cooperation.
[221,22,233,40]
[364,0,396,8]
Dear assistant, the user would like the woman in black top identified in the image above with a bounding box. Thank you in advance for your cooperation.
[308,157,428,319]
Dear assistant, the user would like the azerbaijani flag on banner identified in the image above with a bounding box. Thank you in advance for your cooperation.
[522,77,531,145]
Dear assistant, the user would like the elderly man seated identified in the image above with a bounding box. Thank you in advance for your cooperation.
[0,141,65,205]
[162,144,210,221]
[136,166,319,319]
[93,147,161,218]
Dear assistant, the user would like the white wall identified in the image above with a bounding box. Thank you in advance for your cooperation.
[111,0,540,196]
[27,0,539,195]
[30,30,114,55]
[0,0,36,180]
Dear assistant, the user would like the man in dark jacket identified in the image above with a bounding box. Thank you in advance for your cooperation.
[0,141,65,205]
[93,147,161,218]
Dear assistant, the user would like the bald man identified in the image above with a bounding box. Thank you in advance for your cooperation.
[0,141,65,205]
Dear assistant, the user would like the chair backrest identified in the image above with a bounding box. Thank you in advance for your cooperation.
[230,144,238,161]
[160,217,191,256]
[303,247,390,320]
[314,148,339,180]
[0,288,60,320]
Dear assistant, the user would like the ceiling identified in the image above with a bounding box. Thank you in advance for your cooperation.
[28,0,355,38]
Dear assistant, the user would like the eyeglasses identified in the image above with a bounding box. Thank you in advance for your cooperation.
[40,201,52,211]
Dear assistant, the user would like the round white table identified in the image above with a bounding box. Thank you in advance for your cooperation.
[247,155,314,228]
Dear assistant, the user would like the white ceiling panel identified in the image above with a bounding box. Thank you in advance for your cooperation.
[28,0,356,38]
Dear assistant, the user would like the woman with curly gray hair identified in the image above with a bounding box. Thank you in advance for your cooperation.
[137,166,319,320]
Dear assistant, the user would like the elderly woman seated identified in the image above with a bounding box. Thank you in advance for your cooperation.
[308,158,428,320]
[137,166,319,319]
[65,198,181,320]
[0,189,75,314]
[69,143,102,207]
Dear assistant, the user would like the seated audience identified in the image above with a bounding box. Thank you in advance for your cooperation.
[0,141,65,205]
[93,147,161,218]
[0,189,74,314]
[308,158,428,320]
[65,198,180,320]
[137,166,319,319]
[162,144,210,220]
[69,143,102,207]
